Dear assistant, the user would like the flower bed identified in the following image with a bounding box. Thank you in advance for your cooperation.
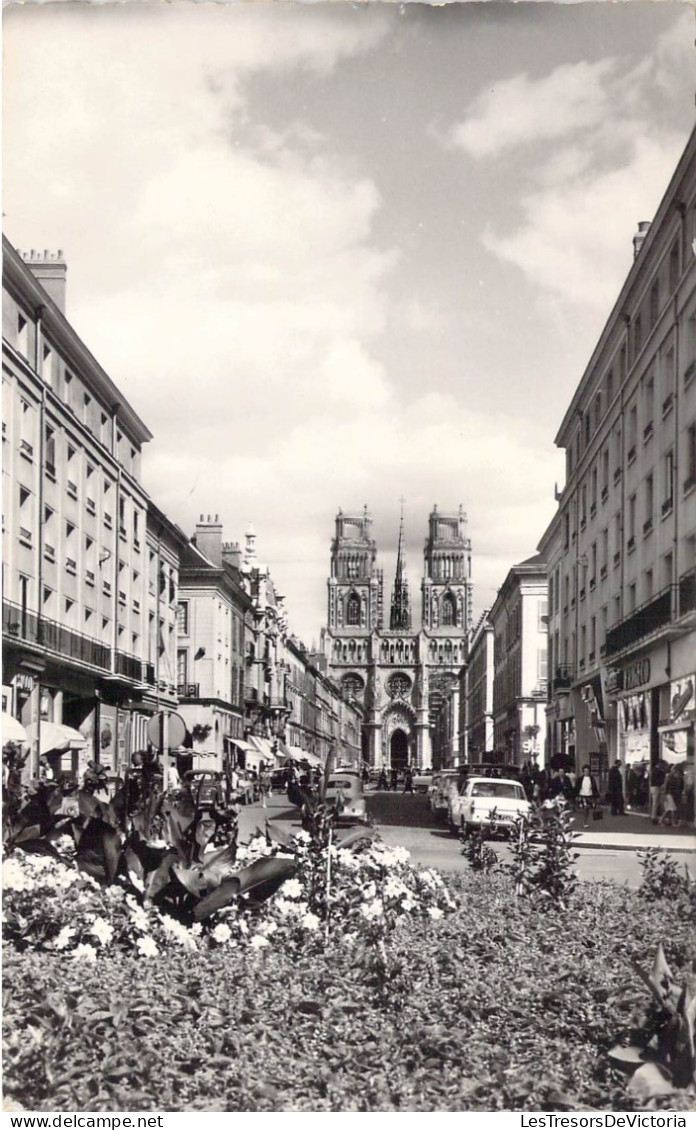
[4,851,696,1112]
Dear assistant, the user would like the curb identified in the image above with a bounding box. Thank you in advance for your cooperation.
[574,841,695,854]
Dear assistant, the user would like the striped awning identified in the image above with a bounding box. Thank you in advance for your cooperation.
[25,721,88,755]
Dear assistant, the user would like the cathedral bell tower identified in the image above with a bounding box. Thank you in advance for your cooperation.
[421,505,472,633]
[327,506,383,635]
[389,504,411,631]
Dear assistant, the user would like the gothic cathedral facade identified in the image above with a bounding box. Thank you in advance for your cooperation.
[322,506,473,768]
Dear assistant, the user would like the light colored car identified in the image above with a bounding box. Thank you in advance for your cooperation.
[412,768,433,794]
[454,776,531,838]
[324,771,368,825]
[429,770,462,820]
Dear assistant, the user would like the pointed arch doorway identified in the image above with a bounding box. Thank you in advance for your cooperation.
[390,729,409,769]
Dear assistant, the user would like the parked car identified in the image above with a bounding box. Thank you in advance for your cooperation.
[324,770,367,825]
[182,770,227,812]
[429,770,463,821]
[412,768,433,794]
[453,776,531,839]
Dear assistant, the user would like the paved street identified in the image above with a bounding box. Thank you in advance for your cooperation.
[237,788,695,889]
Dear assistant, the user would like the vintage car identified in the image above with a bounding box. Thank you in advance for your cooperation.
[324,770,367,825]
[182,770,227,812]
[412,768,433,794]
[452,776,531,838]
[429,770,463,821]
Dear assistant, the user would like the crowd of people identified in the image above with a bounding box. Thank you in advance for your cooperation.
[374,765,415,794]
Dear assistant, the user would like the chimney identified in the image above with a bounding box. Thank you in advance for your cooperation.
[193,513,223,566]
[633,221,651,260]
[21,249,68,312]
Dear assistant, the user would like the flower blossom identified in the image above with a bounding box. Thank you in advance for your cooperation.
[91,917,114,947]
[282,878,303,899]
[2,858,34,892]
[250,934,270,949]
[301,912,321,931]
[73,943,98,963]
[54,926,76,950]
[361,898,384,921]
[427,906,444,920]
[212,922,232,945]
[136,935,159,957]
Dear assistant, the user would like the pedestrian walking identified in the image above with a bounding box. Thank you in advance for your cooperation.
[661,765,683,827]
[259,764,271,809]
[403,766,414,794]
[649,760,667,823]
[377,768,389,791]
[607,760,625,816]
[390,767,399,791]
[575,764,600,828]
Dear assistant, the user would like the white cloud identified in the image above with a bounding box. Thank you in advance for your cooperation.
[447,59,615,159]
[443,11,693,317]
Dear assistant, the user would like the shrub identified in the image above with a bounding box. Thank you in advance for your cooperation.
[4,874,696,1112]
[637,849,695,914]
[508,801,579,909]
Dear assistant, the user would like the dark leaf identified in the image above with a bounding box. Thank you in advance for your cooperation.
[143,852,178,902]
[265,820,294,849]
[75,818,123,884]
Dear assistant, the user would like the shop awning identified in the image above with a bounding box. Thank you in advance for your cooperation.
[25,721,88,755]
[285,745,321,767]
[227,738,257,753]
[2,713,28,745]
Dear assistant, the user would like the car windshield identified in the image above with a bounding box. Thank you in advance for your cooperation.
[470,782,524,800]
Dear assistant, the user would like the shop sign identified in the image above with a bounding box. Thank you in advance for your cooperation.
[622,658,651,693]
[605,668,623,695]
[669,674,695,725]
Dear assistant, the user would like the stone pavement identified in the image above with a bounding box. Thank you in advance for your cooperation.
[235,790,695,855]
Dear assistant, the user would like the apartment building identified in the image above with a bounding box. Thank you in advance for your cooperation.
[540,127,696,797]
[465,610,495,763]
[490,554,548,766]
[175,515,251,771]
[1,238,171,777]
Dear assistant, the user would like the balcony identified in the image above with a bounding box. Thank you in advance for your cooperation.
[684,359,696,387]
[661,498,673,518]
[600,564,608,580]
[103,579,112,596]
[627,536,636,552]
[85,569,95,586]
[601,486,609,504]
[643,421,654,442]
[44,544,55,563]
[603,585,673,658]
[20,438,34,461]
[66,557,77,575]
[104,512,113,529]
[553,665,573,690]
[19,527,32,548]
[45,461,56,481]
[86,498,96,515]
[627,445,636,465]
[613,468,622,485]
[67,480,78,500]
[643,519,653,536]
[679,569,696,616]
[177,683,200,698]
[114,650,143,680]
[662,393,673,418]
[3,598,110,670]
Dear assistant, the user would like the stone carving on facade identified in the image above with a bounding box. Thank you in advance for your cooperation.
[387,673,411,699]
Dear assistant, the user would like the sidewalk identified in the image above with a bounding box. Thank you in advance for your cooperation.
[569,808,695,853]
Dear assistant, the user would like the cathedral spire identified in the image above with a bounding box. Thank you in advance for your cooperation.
[390,499,411,631]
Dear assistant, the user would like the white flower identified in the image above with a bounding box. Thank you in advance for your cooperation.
[129,905,150,932]
[238,919,249,935]
[418,870,438,888]
[159,914,196,948]
[336,849,360,871]
[401,899,416,913]
[427,906,444,920]
[54,926,76,950]
[282,878,303,899]
[258,919,278,935]
[250,933,270,949]
[73,943,98,963]
[191,922,203,937]
[135,935,159,957]
[212,923,232,945]
[2,858,34,892]
[361,898,384,921]
[294,831,311,846]
[384,877,408,899]
[301,912,321,931]
[363,881,377,901]
[91,917,114,947]
[273,897,294,917]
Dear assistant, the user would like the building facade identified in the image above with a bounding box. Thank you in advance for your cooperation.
[490,554,548,767]
[539,127,696,805]
[322,505,473,769]
[465,610,495,763]
[1,239,171,778]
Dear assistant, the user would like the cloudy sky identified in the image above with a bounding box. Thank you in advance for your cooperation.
[4,1,695,645]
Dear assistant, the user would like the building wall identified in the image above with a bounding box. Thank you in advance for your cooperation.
[539,127,696,803]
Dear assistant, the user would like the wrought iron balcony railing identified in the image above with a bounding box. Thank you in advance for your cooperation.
[177,683,200,698]
[3,598,111,671]
[603,585,673,658]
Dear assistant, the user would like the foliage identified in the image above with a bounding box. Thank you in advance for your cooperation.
[4,874,696,1112]
[637,848,696,913]
[190,724,212,744]
[608,943,696,1101]
[507,801,579,909]
[82,761,109,796]
[459,820,499,873]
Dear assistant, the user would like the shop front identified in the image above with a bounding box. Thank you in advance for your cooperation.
[658,673,695,825]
